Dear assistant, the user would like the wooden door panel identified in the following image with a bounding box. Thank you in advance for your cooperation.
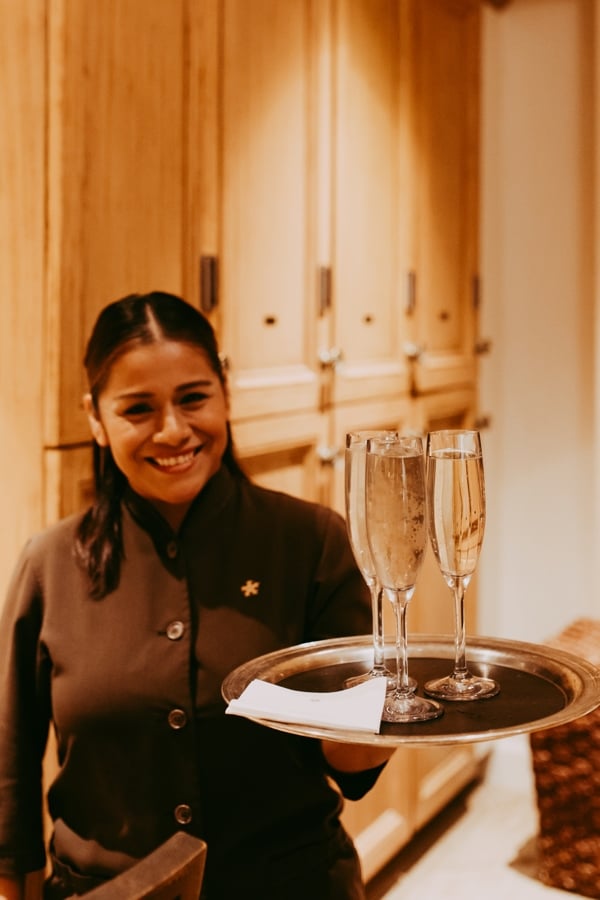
[341,747,416,882]
[44,445,95,523]
[331,0,410,404]
[0,0,46,599]
[412,743,483,832]
[402,0,480,393]
[220,0,319,422]
[46,0,186,446]
[232,411,325,504]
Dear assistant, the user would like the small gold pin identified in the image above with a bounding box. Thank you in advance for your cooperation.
[240,579,260,598]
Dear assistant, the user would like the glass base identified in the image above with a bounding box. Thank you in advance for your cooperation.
[424,673,500,702]
[382,691,444,724]
[344,668,417,693]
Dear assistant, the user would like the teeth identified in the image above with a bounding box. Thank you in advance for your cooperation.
[154,451,195,468]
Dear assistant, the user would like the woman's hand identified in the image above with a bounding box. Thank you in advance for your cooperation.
[320,740,395,773]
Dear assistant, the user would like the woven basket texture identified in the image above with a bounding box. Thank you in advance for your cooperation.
[530,618,600,897]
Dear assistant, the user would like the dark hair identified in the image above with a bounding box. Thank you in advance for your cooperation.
[75,291,246,599]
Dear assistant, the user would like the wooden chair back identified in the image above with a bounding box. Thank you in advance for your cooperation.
[78,832,207,899]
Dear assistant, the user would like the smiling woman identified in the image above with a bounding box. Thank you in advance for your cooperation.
[0,292,394,900]
[84,339,229,531]
[76,293,243,597]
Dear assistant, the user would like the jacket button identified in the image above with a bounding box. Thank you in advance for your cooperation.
[166,620,185,641]
[168,708,187,730]
[166,541,178,559]
[174,803,192,825]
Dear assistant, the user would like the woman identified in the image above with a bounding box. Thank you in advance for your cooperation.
[0,293,393,900]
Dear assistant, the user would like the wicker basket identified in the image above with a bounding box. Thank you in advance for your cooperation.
[530,619,600,897]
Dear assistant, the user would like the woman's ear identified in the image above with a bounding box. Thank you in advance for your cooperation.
[83,393,109,447]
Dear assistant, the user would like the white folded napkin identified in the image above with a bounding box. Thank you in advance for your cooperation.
[225,675,387,733]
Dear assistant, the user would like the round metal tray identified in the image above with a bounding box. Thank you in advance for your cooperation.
[221,634,600,746]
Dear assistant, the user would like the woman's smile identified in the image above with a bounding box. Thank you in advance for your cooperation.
[147,445,203,471]
[86,340,229,528]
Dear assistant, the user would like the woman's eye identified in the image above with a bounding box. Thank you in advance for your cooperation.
[180,391,207,406]
[123,402,153,417]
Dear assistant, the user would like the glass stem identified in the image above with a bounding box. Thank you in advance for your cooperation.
[391,589,410,695]
[452,575,469,680]
[371,582,386,671]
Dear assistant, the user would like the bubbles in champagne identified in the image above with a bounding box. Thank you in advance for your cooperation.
[427,449,485,578]
[366,451,427,592]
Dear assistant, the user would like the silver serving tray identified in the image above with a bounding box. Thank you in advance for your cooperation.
[221,634,600,746]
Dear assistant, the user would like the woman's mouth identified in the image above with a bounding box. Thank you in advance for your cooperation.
[149,447,201,470]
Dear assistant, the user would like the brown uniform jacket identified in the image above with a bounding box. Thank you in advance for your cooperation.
[0,466,379,898]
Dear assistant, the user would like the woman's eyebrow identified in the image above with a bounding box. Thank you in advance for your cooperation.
[113,390,153,401]
[176,379,215,390]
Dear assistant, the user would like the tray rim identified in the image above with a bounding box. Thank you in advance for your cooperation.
[221,633,600,746]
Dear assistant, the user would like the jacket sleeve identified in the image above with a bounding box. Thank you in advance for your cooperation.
[322,759,387,801]
[0,541,50,876]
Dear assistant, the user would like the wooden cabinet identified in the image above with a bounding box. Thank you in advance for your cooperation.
[45,0,188,447]
[400,0,480,393]
[188,0,415,502]
[0,0,46,595]
[0,0,483,884]
[216,0,321,425]
[330,0,410,407]
[187,0,326,500]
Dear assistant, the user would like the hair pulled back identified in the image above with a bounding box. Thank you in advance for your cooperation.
[75,291,245,599]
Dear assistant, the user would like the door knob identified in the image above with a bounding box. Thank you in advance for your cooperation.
[316,444,341,465]
[318,347,343,369]
[403,342,424,361]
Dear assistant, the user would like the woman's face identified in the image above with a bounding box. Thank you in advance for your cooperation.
[85,339,229,529]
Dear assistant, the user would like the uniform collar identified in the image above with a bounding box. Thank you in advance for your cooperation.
[123,464,237,544]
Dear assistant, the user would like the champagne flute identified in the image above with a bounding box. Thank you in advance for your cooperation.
[424,429,499,701]
[345,431,411,689]
[366,435,443,723]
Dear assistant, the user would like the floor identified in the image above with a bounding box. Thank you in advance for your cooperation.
[366,735,579,900]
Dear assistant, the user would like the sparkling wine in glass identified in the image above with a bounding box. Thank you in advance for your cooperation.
[424,429,499,701]
[345,431,411,689]
[366,435,443,723]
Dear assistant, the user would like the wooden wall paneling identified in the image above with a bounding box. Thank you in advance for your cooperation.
[313,0,335,384]
[232,410,326,503]
[403,0,481,393]
[0,0,46,600]
[331,0,410,405]
[411,742,485,831]
[184,0,220,318]
[44,445,95,523]
[341,747,417,882]
[45,0,188,447]
[220,0,320,424]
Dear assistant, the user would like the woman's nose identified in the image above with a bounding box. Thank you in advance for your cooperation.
[153,407,191,444]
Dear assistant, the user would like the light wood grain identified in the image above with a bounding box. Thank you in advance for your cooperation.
[0,0,46,600]
[402,0,481,393]
[332,0,411,405]
[45,0,187,446]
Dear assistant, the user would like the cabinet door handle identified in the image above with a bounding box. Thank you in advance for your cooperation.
[200,255,219,313]
[318,266,332,316]
[405,270,417,316]
[318,347,343,369]
[316,444,341,465]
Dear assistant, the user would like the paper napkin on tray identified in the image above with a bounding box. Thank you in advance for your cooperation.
[225,675,387,734]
